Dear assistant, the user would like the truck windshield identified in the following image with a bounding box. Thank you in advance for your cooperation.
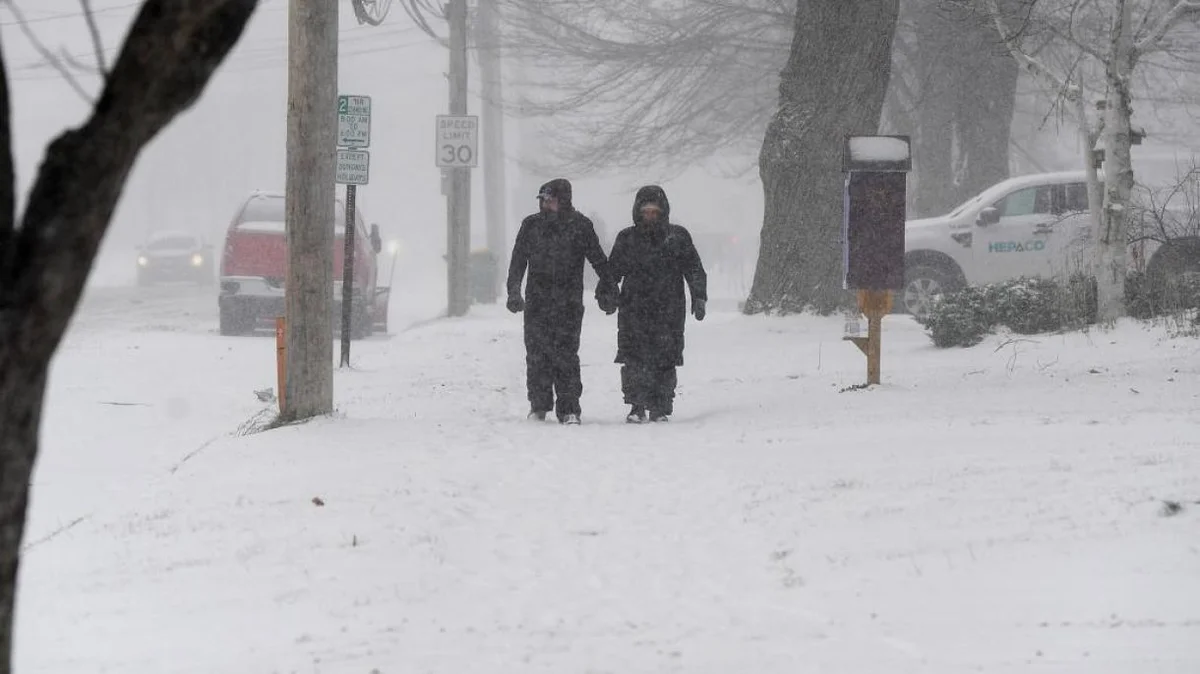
[237,195,346,230]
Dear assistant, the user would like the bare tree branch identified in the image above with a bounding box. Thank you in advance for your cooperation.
[983,0,1079,101]
[0,5,260,669]
[1134,0,1200,57]
[61,48,103,76]
[496,0,790,175]
[0,0,95,103]
[79,0,109,77]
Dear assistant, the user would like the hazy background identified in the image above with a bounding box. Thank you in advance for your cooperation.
[3,0,763,296]
[3,0,1196,294]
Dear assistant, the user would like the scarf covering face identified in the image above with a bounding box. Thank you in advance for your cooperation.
[632,184,670,229]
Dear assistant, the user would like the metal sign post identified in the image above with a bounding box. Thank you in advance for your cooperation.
[841,135,911,386]
[336,95,372,367]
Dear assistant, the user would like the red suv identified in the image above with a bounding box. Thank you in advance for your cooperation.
[218,191,390,337]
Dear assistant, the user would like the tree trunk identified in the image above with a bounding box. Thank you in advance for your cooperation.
[954,22,1019,200]
[906,1,1019,218]
[910,2,958,218]
[1096,0,1136,322]
[1074,83,1104,271]
[746,0,900,315]
[0,365,44,666]
[0,3,256,670]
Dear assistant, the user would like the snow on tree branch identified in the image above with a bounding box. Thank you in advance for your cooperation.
[982,0,1080,102]
[1134,0,1200,57]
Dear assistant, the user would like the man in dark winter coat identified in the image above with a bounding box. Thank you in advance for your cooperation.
[507,178,614,425]
[606,185,707,423]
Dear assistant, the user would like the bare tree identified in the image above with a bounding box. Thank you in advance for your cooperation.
[497,0,793,175]
[745,0,900,314]
[982,0,1200,321]
[0,1,258,668]
[892,0,1025,217]
[0,0,111,103]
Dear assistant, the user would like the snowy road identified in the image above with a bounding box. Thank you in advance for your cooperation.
[16,284,1200,673]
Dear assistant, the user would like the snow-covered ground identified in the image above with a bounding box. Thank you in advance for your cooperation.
[15,278,1200,673]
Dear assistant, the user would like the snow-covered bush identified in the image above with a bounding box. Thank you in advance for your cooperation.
[917,286,994,348]
[919,276,1097,347]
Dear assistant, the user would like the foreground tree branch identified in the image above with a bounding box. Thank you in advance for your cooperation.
[0,1,257,669]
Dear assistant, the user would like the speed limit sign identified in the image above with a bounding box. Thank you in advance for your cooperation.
[435,115,479,168]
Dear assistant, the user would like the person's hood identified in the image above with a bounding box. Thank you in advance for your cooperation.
[632,185,670,225]
[538,178,574,210]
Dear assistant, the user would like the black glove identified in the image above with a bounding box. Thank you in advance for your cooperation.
[597,292,618,315]
[506,295,525,313]
[692,299,706,321]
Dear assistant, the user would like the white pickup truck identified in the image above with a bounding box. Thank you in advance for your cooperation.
[902,170,1200,316]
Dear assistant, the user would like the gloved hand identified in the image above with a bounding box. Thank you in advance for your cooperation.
[692,299,706,321]
[506,295,525,313]
[597,292,618,315]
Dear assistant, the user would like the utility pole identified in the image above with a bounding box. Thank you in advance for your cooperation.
[477,0,508,301]
[283,0,337,420]
[446,0,471,317]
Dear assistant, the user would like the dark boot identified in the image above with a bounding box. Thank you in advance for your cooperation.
[648,367,677,422]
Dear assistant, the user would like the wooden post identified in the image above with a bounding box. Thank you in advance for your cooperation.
[446,0,472,317]
[275,316,287,413]
[283,0,337,419]
[845,289,892,385]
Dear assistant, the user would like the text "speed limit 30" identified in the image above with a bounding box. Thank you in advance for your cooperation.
[435,115,479,169]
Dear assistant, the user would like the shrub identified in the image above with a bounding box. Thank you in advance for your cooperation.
[916,285,994,348]
[1125,270,1155,319]
[919,275,1097,347]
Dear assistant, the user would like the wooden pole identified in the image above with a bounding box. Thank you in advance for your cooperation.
[846,289,892,385]
[477,0,508,301]
[446,0,471,316]
[283,0,337,419]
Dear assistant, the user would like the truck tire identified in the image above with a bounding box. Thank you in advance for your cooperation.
[902,265,961,319]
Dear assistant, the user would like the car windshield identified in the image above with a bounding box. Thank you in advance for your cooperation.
[147,236,196,250]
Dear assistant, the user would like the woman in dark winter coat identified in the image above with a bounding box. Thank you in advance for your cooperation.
[604,185,707,423]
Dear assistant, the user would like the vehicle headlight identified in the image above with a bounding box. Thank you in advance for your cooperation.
[387,239,401,255]
[137,256,148,267]
[191,254,204,267]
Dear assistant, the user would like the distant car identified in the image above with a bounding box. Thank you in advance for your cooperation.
[217,191,390,337]
[136,232,214,286]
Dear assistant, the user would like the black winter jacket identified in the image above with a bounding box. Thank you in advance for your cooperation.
[608,185,707,367]
[507,207,609,312]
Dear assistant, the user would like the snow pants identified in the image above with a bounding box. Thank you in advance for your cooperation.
[524,303,584,420]
[620,361,678,415]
